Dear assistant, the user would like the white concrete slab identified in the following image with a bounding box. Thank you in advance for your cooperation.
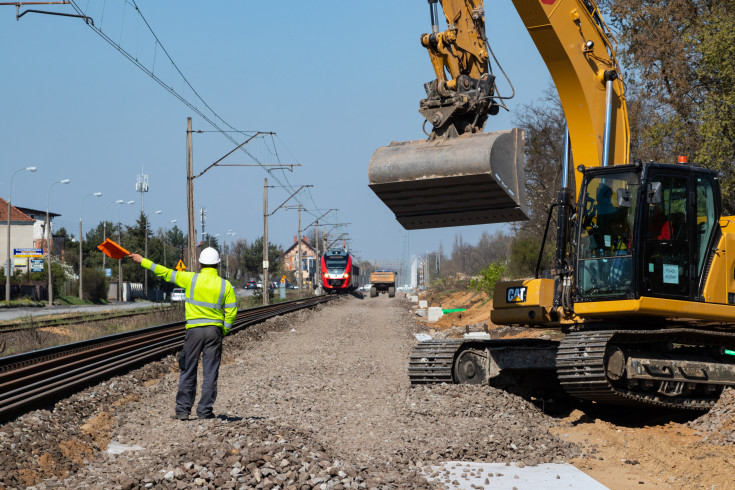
[414,333,432,341]
[423,461,608,489]
[106,441,145,455]
[419,300,428,308]
[427,306,444,322]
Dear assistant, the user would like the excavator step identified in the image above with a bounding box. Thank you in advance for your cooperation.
[369,129,528,230]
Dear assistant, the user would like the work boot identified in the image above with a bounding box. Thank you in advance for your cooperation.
[197,413,216,420]
[171,413,189,420]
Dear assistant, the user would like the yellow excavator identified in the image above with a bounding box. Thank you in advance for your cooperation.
[369,0,735,410]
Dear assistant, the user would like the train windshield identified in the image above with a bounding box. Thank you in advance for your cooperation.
[324,255,348,274]
[577,171,639,299]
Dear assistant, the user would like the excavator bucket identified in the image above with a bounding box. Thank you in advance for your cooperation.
[368,128,528,230]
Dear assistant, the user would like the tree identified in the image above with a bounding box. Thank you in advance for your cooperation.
[597,0,735,212]
[599,0,706,158]
[512,85,568,242]
[695,3,735,213]
[242,236,283,278]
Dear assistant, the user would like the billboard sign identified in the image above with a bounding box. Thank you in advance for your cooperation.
[14,248,44,258]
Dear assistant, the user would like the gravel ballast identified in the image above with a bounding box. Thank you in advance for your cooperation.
[4,294,731,489]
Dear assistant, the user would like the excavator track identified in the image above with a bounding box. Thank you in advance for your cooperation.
[409,339,464,384]
[557,329,735,411]
[410,329,735,410]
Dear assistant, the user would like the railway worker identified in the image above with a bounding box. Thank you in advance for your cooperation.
[127,247,237,420]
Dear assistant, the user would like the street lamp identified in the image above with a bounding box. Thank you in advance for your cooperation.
[225,230,236,279]
[164,219,177,267]
[116,200,135,301]
[5,166,37,303]
[46,178,70,306]
[79,191,102,299]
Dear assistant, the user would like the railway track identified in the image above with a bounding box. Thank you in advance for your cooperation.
[0,296,335,421]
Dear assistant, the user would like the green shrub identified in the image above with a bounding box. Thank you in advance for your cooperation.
[82,268,108,303]
[469,262,507,295]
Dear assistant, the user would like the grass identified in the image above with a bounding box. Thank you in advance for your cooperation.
[0,305,183,357]
[0,298,45,309]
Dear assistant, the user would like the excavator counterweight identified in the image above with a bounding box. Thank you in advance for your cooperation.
[368,128,528,229]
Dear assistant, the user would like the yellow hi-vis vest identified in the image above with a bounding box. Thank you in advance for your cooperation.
[142,258,237,335]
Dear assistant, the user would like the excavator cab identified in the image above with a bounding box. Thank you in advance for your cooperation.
[574,162,722,306]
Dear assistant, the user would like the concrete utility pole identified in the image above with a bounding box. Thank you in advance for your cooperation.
[263,183,313,305]
[263,178,269,305]
[186,117,197,272]
[296,206,303,298]
[185,118,285,278]
[302,209,336,296]
[286,205,305,297]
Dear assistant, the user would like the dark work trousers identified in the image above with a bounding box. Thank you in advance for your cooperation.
[176,325,223,417]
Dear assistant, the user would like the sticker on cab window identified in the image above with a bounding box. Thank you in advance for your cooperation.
[663,264,678,284]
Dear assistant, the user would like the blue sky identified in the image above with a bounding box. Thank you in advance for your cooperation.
[0,1,551,265]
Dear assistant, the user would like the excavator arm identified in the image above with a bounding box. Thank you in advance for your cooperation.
[369,0,630,228]
[420,0,498,139]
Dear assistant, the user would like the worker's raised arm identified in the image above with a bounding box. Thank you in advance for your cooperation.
[128,253,192,289]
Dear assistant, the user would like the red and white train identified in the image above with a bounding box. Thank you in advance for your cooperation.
[321,249,359,293]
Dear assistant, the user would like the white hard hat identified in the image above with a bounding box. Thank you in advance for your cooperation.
[199,247,220,265]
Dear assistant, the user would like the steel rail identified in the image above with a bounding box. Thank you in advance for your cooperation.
[0,295,334,421]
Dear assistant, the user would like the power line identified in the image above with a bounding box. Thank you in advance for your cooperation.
[67,0,333,221]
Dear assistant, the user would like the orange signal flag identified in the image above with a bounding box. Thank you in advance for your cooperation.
[97,238,131,260]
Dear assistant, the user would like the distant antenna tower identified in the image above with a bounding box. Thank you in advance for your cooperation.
[200,207,207,242]
[136,168,149,214]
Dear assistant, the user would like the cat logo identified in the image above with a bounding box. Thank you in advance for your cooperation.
[506,286,527,303]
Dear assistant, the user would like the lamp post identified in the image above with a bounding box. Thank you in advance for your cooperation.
[116,200,135,301]
[46,178,70,306]
[165,219,177,267]
[225,230,236,279]
[79,191,102,299]
[5,166,37,303]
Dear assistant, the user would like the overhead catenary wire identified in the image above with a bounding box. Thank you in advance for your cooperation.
[65,0,343,238]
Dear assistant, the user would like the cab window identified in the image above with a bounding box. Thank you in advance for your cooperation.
[577,172,638,298]
[642,176,689,297]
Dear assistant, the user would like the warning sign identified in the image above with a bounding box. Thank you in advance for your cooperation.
[175,260,187,271]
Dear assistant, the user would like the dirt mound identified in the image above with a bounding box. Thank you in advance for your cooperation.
[414,284,560,340]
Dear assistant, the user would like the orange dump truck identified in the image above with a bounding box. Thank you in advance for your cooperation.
[369,270,396,298]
